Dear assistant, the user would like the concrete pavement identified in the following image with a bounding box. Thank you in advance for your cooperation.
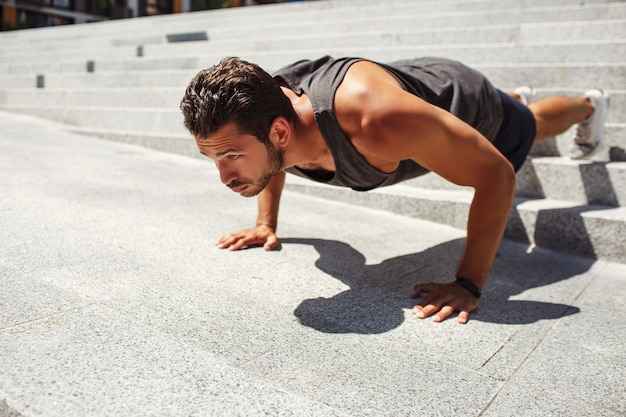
[1,110,625,416]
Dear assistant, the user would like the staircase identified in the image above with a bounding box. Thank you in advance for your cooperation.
[0,0,624,263]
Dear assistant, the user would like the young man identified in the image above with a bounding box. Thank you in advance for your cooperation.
[180,56,609,324]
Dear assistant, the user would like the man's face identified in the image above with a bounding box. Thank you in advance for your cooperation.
[195,122,283,198]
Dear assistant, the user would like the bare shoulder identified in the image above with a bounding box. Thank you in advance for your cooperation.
[334,60,514,187]
[333,60,433,167]
[334,60,404,117]
[338,60,401,89]
[334,62,404,148]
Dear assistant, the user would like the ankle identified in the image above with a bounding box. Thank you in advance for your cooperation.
[581,96,595,122]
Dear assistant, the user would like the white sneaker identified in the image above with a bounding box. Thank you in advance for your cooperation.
[569,89,610,159]
[514,86,536,106]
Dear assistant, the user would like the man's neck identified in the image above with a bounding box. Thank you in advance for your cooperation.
[280,86,336,172]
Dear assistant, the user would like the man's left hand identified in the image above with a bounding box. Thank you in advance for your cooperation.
[411,282,480,324]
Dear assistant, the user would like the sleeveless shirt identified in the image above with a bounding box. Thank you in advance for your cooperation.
[273,56,504,192]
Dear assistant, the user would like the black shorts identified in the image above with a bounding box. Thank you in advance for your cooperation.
[492,90,537,172]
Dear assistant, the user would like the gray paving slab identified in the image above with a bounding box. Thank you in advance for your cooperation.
[509,265,626,414]
[481,384,626,417]
[1,111,625,416]
[0,306,347,417]
[0,265,89,329]
[240,331,503,417]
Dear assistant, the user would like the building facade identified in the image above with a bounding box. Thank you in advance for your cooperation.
[0,0,297,31]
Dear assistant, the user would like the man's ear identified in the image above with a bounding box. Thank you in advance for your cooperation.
[269,117,291,148]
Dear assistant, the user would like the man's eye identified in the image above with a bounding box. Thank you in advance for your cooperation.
[228,155,240,160]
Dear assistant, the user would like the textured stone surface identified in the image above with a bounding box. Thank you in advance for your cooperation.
[1,111,625,417]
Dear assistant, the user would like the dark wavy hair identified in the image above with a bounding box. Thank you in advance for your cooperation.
[180,57,296,145]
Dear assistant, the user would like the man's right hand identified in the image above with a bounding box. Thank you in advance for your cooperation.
[215,224,279,251]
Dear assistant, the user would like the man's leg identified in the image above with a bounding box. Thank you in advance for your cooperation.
[512,90,609,159]
[529,95,593,141]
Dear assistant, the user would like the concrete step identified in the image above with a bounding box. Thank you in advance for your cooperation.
[230,41,626,67]
[2,40,624,76]
[0,64,622,92]
[0,105,186,135]
[0,88,185,109]
[282,175,626,263]
[3,87,622,121]
[477,64,626,92]
[3,17,625,63]
[145,20,626,55]
[66,125,198,156]
[0,70,198,89]
[122,3,626,41]
[0,44,139,63]
[407,158,626,207]
[209,3,626,38]
[516,158,626,206]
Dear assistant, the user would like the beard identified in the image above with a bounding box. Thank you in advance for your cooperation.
[235,143,284,198]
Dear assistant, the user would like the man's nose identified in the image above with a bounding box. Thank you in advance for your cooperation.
[216,161,236,185]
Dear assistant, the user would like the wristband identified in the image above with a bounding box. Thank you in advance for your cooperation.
[454,277,482,299]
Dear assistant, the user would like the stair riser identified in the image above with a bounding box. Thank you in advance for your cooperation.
[0,106,186,134]
[0,71,198,89]
[0,89,185,109]
[402,158,626,207]
[284,182,626,263]
[1,66,622,93]
[483,68,626,98]
[508,200,626,263]
[516,159,626,206]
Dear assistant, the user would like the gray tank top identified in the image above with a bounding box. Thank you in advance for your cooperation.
[273,56,503,191]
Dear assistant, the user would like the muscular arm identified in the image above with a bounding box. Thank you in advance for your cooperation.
[335,61,516,323]
[256,170,285,230]
[216,171,285,251]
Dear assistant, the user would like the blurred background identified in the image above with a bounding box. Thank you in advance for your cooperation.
[0,0,308,31]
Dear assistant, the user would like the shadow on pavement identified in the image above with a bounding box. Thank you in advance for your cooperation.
[282,237,593,334]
